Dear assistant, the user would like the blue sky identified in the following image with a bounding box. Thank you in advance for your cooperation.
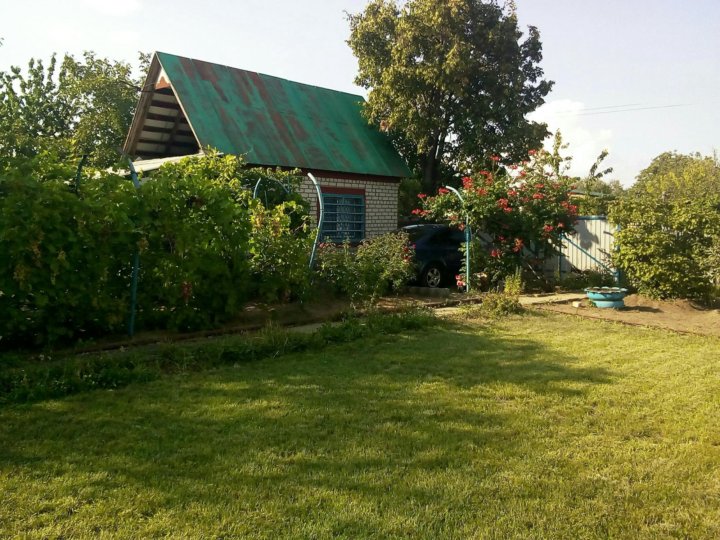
[1,0,718,184]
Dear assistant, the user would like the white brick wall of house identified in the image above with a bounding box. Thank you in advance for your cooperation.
[297,176,399,239]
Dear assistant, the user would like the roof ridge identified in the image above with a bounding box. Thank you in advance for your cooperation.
[154,51,366,101]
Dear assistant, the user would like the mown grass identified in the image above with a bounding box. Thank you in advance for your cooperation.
[1,312,719,538]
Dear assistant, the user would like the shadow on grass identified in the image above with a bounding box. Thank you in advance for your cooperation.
[0,322,613,536]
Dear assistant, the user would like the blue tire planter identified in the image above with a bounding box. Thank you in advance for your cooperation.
[584,287,628,309]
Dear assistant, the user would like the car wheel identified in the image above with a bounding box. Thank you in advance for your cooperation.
[422,263,444,288]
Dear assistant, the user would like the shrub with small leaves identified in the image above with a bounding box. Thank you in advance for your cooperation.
[317,232,415,302]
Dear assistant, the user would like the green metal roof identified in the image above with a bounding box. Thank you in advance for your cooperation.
[155,52,410,178]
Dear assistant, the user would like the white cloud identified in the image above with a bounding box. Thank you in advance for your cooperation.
[529,99,614,180]
[80,0,143,17]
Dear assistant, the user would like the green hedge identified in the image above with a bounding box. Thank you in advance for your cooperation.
[0,154,312,347]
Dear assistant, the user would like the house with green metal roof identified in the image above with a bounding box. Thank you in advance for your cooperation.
[123,52,410,240]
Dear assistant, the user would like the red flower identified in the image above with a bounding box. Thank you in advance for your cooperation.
[532,193,544,200]
[535,183,545,189]
[529,149,537,156]
[503,207,513,213]
[476,188,488,196]
[507,189,518,197]
[462,176,474,189]
[491,155,501,162]
[557,222,565,229]
[417,193,427,199]
[543,224,554,233]
[411,208,422,215]
[491,249,502,259]
[438,187,450,194]
[497,198,509,208]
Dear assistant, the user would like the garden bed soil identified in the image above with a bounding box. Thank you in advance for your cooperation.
[538,294,720,337]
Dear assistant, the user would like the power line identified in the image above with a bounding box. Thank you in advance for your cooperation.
[551,103,692,117]
[574,103,689,116]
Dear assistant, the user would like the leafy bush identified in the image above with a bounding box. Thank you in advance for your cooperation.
[503,267,524,296]
[559,269,616,291]
[610,153,720,300]
[417,144,578,285]
[317,232,415,302]
[457,293,523,319]
[132,164,255,331]
[0,171,138,345]
[479,292,523,317]
[0,153,314,346]
[248,200,313,303]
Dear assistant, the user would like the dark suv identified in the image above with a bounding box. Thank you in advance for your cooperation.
[402,224,466,288]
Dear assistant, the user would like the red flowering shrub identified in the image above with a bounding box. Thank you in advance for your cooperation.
[416,151,578,282]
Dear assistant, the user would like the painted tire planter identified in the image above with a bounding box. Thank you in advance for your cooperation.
[584,287,628,309]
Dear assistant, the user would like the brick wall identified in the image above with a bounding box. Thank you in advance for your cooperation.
[297,176,399,239]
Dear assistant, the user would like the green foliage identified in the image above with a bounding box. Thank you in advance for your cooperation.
[317,232,415,302]
[0,307,437,404]
[458,292,523,319]
[0,170,138,345]
[503,267,524,296]
[573,149,624,216]
[610,152,720,300]
[398,177,423,219]
[0,154,314,346]
[559,269,616,291]
[419,146,577,285]
[0,52,145,170]
[347,0,553,192]
[248,201,313,303]
[131,163,255,332]
[479,292,523,317]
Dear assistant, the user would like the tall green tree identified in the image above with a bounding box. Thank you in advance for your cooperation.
[0,52,146,170]
[347,0,553,193]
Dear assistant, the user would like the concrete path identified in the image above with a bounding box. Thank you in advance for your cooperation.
[287,292,585,334]
[519,293,586,306]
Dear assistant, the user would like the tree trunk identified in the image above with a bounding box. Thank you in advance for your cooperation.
[422,132,441,194]
[422,151,437,194]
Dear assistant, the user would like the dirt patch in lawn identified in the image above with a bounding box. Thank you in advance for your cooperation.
[539,294,720,337]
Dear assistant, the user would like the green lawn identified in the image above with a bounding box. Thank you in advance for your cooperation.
[2,312,719,539]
